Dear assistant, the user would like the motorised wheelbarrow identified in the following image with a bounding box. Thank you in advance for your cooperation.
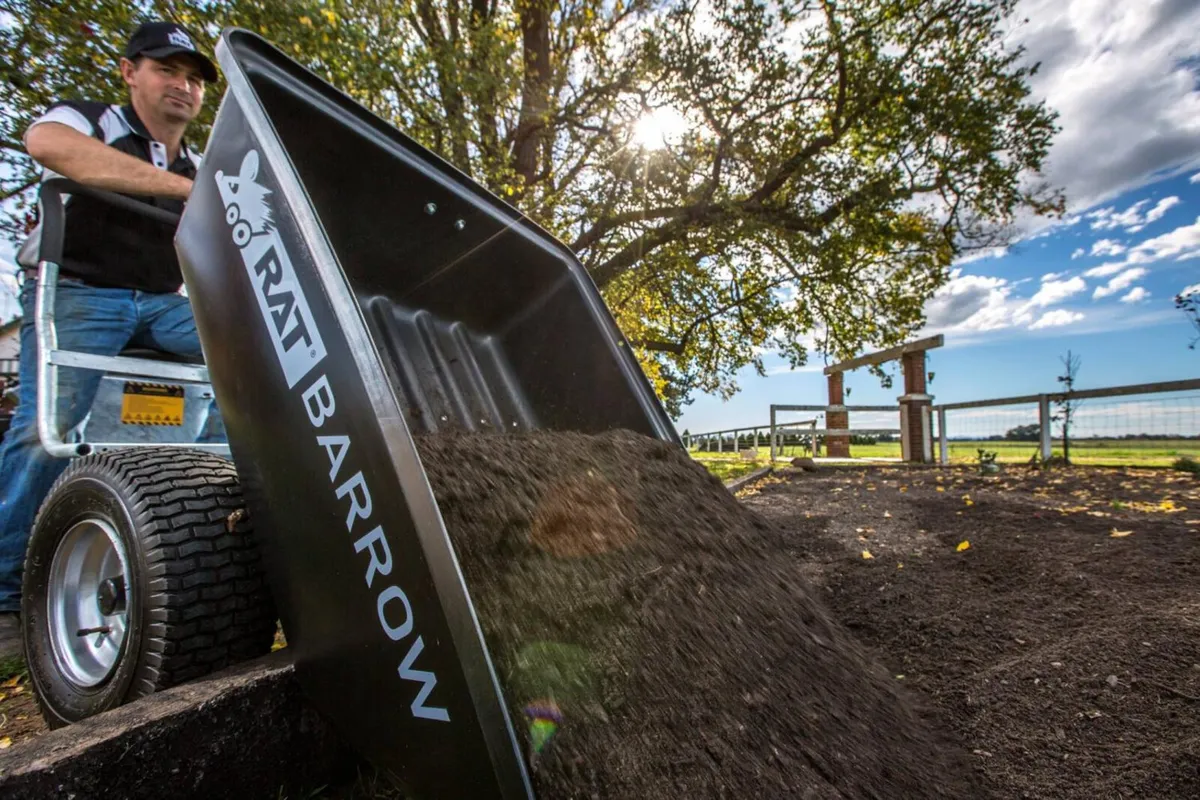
[20,27,677,799]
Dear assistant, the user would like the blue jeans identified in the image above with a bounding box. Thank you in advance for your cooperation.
[0,278,223,612]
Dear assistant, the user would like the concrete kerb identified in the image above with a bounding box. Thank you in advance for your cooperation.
[0,650,356,799]
[724,466,774,493]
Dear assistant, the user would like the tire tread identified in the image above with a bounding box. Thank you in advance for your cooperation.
[28,447,277,721]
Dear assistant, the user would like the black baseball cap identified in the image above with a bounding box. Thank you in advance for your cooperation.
[124,21,218,83]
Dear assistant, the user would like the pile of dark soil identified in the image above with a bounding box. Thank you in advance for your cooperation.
[417,429,975,798]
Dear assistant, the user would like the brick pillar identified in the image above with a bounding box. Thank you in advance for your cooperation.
[826,371,850,458]
[899,351,932,463]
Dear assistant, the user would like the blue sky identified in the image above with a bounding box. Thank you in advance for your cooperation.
[677,168,1200,436]
[675,0,1200,437]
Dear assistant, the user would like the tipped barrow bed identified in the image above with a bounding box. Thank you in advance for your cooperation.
[175,28,677,800]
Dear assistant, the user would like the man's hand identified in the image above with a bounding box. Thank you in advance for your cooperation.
[24,122,193,200]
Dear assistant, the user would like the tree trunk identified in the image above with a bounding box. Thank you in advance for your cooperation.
[513,0,551,193]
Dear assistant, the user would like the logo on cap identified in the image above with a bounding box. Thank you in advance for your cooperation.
[167,28,194,51]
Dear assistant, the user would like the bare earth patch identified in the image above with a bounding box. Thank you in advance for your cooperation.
[0,670,40,751]
[741,464,1200,799]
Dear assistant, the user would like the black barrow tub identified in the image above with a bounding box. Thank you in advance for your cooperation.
[175,28,677,800]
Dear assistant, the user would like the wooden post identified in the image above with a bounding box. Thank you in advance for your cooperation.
[937,407,948,465]
[826,372,850,457]
[1038,395,1052,463]
[769,406,777,461]
[898,350,933,463]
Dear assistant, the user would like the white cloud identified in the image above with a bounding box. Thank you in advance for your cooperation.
[1083,216,1200,276]
[1042,271,1067,281]
[924,269,1088,336]
[1089,238,1126,257]
[1119,286,1149,303]
[952,246,1009,266]
[1086,196,1179,233]
[1030,276,1087,306]
[1192,172,1200,184]
[1070,248,1085,259]
[1030,309,1085,329]
[1012,0,1200,215]
[923,271,1016,332]
[1181,283,1200,297]
[1145,196,1181,223]
[1088,200,1150,231]
[1093,267,1148,298]
[1123,215,1200,263]
[1084,261,1129,278]
[765,363,824,376]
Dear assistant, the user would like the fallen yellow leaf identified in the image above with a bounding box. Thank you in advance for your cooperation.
[956,540,971,552]
[0,737,10,749]
[1,676,19,689]
[861,550,874,560]
[1110,529,1133,538]
[963,495,974,506]
[936,486,945,493]
[897,562,904,569]
[899,486,908,492]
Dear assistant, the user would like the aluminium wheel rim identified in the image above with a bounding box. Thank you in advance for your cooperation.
[47,517,132,688]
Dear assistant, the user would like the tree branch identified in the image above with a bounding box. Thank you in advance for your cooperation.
[571,204,698,251]
[0,177,37,203]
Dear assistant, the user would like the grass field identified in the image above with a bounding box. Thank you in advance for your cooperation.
[689,455,771,483]
[692,438,1200,476]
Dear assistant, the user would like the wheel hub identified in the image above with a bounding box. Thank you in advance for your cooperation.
[47,519,131,688]
[97,576,126,616]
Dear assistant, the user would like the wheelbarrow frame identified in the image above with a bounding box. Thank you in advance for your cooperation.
[29,177,228,458]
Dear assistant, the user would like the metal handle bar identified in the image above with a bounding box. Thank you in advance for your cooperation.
[36,177,182,266]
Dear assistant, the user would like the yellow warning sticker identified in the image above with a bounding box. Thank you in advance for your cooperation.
[120,382,185,426]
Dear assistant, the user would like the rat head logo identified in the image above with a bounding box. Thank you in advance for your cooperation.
[216,150,274,247]
[167,28,194,51]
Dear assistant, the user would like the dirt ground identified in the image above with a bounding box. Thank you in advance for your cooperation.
[6,455,1200,800]
[0,669,39,750]
[740,463,1200,799]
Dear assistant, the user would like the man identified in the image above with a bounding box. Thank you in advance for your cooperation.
[0,22,221,659]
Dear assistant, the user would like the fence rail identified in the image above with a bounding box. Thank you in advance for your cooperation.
[686,419,817,455]
[770,403,901,459]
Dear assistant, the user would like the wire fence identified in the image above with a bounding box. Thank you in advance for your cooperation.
[687,408,904,460]
[934,382,1200,467]
[684,420,817,456]
[687,380,1200,470]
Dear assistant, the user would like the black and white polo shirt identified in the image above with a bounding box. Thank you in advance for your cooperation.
[18,100,199,294]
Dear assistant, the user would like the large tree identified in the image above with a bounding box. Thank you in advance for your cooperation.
[1,0,1062,416]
